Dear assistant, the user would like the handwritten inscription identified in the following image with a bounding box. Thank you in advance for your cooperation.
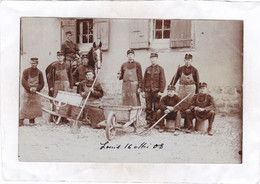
[100,141,164,150]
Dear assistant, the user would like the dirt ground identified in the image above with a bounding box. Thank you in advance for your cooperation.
[18,111,242,164]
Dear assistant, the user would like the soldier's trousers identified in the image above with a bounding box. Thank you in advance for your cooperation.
[145,92,161,125]
[186,109,215,130]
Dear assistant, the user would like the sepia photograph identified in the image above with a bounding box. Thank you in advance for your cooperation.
[18,17,243,163]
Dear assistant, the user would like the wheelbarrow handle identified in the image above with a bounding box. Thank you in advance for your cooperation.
[53,99,68,108]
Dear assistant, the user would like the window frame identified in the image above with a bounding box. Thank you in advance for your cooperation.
[153,19,171,40]
[149,19,195,51]
[76,19,94,45]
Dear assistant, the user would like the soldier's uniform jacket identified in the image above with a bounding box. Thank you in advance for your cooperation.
[143,65,166,93]
[78,80,103,101]
[171,65,199,93]
[119,61,143,89]
[22,68,44,93]
[159,95,182,112]
[190,93,216,112]
[61,40,79,58]
[49,62,74,89]
[73,65,94,84]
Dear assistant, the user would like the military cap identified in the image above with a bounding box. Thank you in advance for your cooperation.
[81,51,88,58]
[150,53,158,58]
[127,49,135,55]
[199,82,207,88]
[82,55,89,59]
[185,53,193,59]
[65,31,72,35]
[30,58,38,63]
[85,68,94,74]
[167,85,176,91]
[57,51,64,56]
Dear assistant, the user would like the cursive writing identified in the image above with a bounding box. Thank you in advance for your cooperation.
[100,141,164,150]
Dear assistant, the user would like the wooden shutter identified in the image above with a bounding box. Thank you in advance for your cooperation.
[170,20,192,48]
[61,18,77,43]
[129,19,150,49]
[94,19,110,51]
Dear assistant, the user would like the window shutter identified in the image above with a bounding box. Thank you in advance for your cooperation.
[129,19,150,49]
[61,19,77,43]
[94,19,110,51]
[170,20,192,48]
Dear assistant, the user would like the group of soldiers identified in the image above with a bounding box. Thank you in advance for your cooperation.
[19,30,216,136]
[19,31,104,128]
[119,50,216,135]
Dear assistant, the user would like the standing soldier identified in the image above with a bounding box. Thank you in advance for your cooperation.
[118,49,143,106]
[170,53,199,127]
[49,51,74,120]
[61,31,80,65]
[73,53,94,93]
[19,58,44,126]
[185,82,216,135]
[143,53,166,128]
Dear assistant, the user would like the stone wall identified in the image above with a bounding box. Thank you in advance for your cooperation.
[36,81,242,117]
[208,86,242,115]
[100,81,243,116]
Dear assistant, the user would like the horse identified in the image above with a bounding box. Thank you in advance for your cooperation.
[85,42,103,74]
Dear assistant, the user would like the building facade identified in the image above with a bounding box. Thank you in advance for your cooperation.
[20,18,243,114]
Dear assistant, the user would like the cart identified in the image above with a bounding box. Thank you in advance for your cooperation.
[101,105,144,140]
[37,91,144,140]
[38,90,84,125]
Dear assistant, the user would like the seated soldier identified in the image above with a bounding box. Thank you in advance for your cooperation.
[156,85,182,133]
[78,69,105,128]
[186,82,216,135]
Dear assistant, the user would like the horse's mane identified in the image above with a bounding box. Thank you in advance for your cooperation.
[87,47,95,68]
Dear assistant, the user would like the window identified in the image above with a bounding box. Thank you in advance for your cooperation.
[153,19,171,39]
[76,19,93,44]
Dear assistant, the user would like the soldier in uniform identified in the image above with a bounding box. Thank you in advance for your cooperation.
[19,58,44,126]
[156,85,182,133]
[143,53,166,128]
[73,53,94,93]
[186,82,216,135]
[61,31,80,65]
[78,69,105,128]
[170,53,199,127]
[49,51,74,119]
[118,49,143,106]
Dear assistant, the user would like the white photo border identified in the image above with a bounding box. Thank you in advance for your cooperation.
[1,1,259,183]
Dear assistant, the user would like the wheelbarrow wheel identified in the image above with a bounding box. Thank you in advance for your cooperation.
[106,112,117,141]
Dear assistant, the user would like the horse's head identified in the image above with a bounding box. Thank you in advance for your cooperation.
[92,42,102,70]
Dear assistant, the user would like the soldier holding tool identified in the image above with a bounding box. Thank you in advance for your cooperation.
[78,69,105,128]
[156,85,182,133]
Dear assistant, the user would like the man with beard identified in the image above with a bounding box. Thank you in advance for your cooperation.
[19,58,44,126]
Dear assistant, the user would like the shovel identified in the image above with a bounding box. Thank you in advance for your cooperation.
[70,71,100,134]
[139,92,192,135]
